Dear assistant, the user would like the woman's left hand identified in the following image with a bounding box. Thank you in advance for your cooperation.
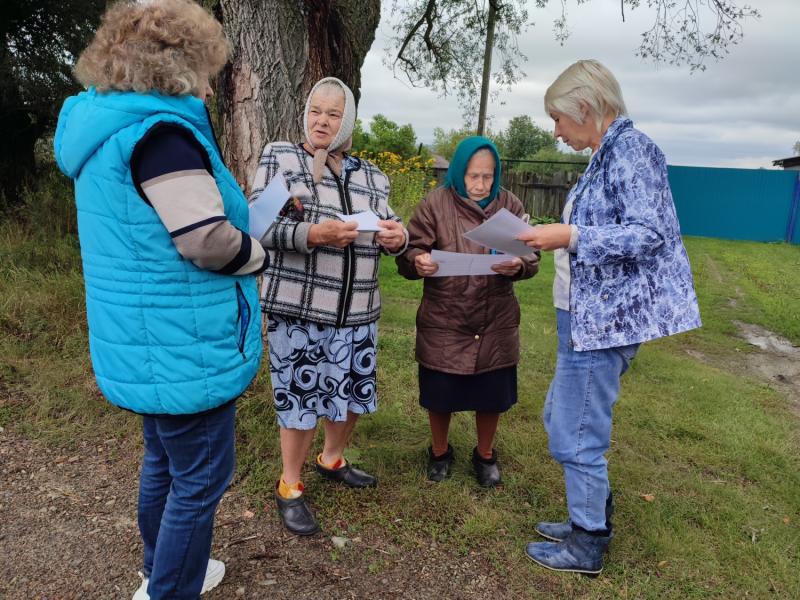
[376,220,406,252]
[491,257,523,276]
[517,224,572,251]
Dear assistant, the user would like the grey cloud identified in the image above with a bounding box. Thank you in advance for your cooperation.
[357,0,800,168]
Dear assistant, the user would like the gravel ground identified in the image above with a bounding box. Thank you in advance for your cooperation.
[0,428,512,600]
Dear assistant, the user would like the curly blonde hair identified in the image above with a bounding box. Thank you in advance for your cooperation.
[75,0,230,96]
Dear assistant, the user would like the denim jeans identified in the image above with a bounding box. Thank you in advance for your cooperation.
[138,400,236,599]
[543,309,639,532]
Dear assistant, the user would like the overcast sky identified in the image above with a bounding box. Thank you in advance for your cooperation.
[357,0,800,169]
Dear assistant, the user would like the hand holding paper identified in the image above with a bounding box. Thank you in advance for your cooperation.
[308,220,358,249]
[415,252,439,277]
[515,223,573,251]
[376,219,406,252]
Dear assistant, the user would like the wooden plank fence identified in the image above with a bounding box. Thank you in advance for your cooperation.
[432,167,579,218]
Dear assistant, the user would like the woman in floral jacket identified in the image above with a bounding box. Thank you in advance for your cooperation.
[518,60,701,575]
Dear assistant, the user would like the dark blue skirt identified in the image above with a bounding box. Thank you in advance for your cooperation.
[418,365,517,414]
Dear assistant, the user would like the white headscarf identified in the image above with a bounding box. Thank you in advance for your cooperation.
[303,77,356,183]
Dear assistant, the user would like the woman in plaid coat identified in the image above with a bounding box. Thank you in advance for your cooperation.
[249,77,408,536]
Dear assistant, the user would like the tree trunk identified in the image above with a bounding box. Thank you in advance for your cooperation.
[476,0,497,137]
[214,0,380,190]
[0,47,41,203]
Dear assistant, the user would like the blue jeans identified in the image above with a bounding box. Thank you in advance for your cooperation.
[543,309,639,532]
[138,401,236,599]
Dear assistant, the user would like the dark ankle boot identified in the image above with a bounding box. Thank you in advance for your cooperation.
[427,444,454,482]
[535,492,613,542]
[534,520,572,542]
[525,528,612,575]
[471,447,502,487]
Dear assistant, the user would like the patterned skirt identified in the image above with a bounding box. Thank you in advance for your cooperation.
[266,314,378,430]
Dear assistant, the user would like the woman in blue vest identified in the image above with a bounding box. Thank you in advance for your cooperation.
[54,1,266,598]
[518,60,701,575]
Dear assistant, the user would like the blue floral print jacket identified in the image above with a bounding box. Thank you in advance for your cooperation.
[566,117,701,351]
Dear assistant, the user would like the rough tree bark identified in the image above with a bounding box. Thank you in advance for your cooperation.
[214,0,381,189]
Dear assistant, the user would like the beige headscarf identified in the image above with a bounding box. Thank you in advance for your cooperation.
[303,77,357,183]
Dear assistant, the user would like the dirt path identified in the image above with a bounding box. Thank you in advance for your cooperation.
[0,429,510,600]
[733,321,800,404]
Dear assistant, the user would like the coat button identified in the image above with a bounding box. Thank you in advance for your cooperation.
[602,294,609,300]
[474,334,480,340]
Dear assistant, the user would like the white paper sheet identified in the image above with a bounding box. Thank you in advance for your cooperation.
[249,176,291,240]
[336,211,385,232]
[429,249,514,277]
[463,208,536,256]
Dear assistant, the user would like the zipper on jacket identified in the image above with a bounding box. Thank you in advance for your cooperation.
[333,171,356,328]
[235,282,250,360]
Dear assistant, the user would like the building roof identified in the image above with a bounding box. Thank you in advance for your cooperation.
[772,156,800,169]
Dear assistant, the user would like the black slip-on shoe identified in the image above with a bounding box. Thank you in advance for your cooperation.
[275,487,319,536]
[472,447,502,487]
[315,461,377,488]
[427,444,454,482]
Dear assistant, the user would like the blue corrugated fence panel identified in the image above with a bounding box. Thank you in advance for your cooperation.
[667,166,798,243]
[790,174,800,245]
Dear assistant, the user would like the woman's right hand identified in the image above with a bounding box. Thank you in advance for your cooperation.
[308,220,359,249]
[414,252,439,277]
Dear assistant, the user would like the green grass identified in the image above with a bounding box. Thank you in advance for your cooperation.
[2,206,799,598]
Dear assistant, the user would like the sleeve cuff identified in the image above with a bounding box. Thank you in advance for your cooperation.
[292,221,314,254]
[568,225,579,254]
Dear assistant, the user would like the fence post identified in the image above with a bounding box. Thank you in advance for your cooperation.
[785,172,800,244]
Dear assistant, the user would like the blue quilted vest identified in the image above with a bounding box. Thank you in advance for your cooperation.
[54,89,262,415]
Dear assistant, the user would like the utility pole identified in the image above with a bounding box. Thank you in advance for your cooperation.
[477,0,498,136]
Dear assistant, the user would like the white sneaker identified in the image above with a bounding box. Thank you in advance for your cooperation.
[132,559,226,599]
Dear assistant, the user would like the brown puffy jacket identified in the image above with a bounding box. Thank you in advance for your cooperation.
[396,187,539,375]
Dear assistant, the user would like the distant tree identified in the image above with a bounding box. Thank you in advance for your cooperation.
[0,0,105,203]
[351,114,419,157]
[794,140,800,156]
[386,0,528,132]
[388,1,760,133]
[432,126,503,161]
[495,116,556,160]
[352,120,371,155]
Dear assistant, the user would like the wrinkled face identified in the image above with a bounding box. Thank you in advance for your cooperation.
[307,88,345,149]
[550,109,594,152]
[464,151,495,201]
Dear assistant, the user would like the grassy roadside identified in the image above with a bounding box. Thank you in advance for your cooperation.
[1,211,799,598]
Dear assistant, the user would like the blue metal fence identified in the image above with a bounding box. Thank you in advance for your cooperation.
[668,166,800,244]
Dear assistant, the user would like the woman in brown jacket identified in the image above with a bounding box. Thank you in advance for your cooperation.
[396,137,539,486]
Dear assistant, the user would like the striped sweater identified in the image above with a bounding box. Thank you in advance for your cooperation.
[132,123,267,275]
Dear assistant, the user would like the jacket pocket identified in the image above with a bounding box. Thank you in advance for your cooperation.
[235,282,251,358]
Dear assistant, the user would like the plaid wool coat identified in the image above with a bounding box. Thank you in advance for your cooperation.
[249,142,406,328]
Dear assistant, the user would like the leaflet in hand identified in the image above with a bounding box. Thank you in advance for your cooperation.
[429,249,512,277]
[463,208,535,257]
[249,176,291,241]
[337,211,385,232]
